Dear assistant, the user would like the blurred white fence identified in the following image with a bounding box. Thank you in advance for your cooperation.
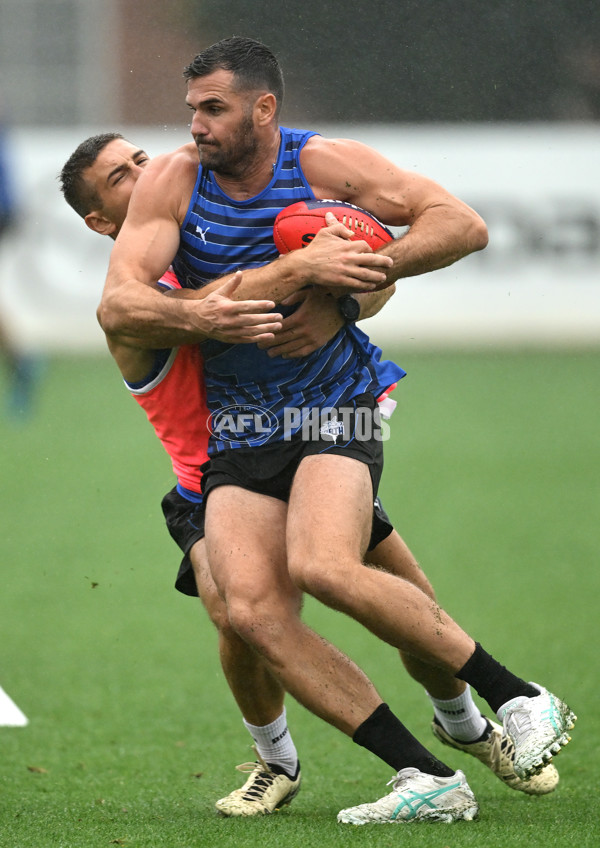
[1,124,599,351]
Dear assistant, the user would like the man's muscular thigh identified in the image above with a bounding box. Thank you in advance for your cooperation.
[204,484,300,622]
[286,453,373,594]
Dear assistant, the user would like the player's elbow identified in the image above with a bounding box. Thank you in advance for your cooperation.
[469,212,489,253]
[97,291,128,337]
[96,302,105,331]
[96,297,114,335]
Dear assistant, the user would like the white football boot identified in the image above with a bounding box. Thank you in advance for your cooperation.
[498,684,576,779]
[432,716,559,794]
[337,768,478,825]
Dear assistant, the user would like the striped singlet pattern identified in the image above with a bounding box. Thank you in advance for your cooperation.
[171,127,406,453]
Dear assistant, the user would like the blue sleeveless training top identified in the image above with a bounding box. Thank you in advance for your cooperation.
[172,126,406,452]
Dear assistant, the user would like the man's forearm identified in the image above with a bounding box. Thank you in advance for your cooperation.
[380,203,488,285]
[99,253,310,348]
[356,283,396,321]
[100,222,393,347]
[99,281,211,348]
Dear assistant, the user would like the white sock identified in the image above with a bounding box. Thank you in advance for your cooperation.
[243,707,299,777]
[429,686,489,742]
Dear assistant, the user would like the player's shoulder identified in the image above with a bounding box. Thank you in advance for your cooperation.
[301,135,378,200]
[303,134,371,159]
[143,142,198,181]
[129,142,198,217]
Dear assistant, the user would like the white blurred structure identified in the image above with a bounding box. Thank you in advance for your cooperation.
[0,124,598,352]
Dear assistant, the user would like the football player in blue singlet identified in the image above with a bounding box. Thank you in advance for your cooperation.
[171,123,405,452]
[101,38,575,824]
[72,132,558,817]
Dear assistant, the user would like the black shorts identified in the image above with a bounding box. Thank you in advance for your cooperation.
[166,392,390,596]
[161,488,205,597]
[202,392,385,504]
[161,486,393,598]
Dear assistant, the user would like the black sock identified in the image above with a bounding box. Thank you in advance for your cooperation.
[456,643,539,714]
[353,703,454,778]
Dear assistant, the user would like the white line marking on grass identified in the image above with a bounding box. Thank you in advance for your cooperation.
[0,685,28,726]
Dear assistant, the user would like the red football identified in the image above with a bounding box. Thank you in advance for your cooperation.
[273,199,393,254]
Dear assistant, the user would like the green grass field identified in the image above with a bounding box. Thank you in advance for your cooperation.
[1,349,599,847]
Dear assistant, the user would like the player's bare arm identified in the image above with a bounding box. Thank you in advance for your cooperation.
[104,334,155,384]
[100,145,392,348]
[99,148,288,346]
[101,270,286,354]
[301,136,488,286]
[259,283,396,359]
[102,229,390,350]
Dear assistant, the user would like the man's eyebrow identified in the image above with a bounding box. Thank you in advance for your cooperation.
[106,163,126,183]
[106,149,147,183]
[186,94,225,108]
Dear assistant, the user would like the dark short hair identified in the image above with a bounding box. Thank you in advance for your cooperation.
[183,37,284,114]
[59,132,124,218]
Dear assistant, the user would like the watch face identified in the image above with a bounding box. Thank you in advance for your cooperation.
[339,295,360,322]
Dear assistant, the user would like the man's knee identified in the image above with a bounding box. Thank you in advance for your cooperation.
[225,589,295,654]
[201,590,234,634]
[367,531,437,601]
[289,551,357,606]
[189,541,233,631]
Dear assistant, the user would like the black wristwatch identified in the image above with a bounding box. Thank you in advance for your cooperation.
[337,294,360,324]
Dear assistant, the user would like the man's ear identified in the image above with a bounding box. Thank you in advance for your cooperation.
[254,92,278,126]
[85,211,116,237]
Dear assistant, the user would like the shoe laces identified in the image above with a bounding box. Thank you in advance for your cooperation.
[234,746,278,801]
[387,767,421,792]
[505,698,535,737]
